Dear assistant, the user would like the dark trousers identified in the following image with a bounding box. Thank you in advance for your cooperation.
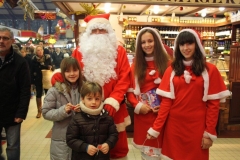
[0,127,5,160]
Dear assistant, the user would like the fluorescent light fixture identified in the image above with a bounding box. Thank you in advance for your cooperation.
[219,7,225,11]
[153,5,160,14]
[104,3,111,13]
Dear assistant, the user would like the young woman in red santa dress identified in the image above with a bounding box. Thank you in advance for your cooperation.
[147,29,231,160]
[126,27,171,160]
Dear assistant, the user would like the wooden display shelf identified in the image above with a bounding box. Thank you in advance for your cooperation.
[119,21,233,27]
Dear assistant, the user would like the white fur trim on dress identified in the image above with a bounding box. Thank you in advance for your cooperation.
[149,70,156,75]
[156,88,173,99]
[115,115,131,132]
[202,69,209,102]
[134,75,141,95]
[104,97,120,111]
[154,77,161,84]
[170,71,176,99]
[183,70,192,84]
[203,131,217,142]
[134,102,144,114]
[207,90,231,100]
[174,29,206,58]
[147,128,160,138]
[127,88,134,92]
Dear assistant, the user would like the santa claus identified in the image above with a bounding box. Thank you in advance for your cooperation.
[71,14,131,159]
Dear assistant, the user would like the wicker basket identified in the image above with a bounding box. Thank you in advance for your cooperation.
[42,69,53,89]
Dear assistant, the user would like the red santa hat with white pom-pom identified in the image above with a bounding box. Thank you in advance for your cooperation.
[84,14,111,30]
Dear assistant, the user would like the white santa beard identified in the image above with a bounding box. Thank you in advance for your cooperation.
[80,34,118,86]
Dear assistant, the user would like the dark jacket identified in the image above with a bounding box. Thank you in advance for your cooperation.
[31,54,52,86]
[0,47,31,126]
[52,52,64,69]
[66,110,118,160]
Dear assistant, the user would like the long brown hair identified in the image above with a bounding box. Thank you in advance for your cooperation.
[134,28,169,85]
[172,31,207,76]
[60,57,83,93]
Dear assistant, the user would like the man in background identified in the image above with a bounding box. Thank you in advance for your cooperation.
[0,27,31,160]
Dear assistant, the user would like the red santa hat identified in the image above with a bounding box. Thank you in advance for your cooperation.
[51,69,64,86]
[84,14,110,29]
[174,28,205,57]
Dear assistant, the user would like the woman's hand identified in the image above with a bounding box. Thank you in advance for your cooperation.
[152,106,160,114]
[146,133,157,139]
[201,137,213,149]
[140,104,152,114]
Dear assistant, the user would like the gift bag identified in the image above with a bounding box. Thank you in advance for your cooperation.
[41,69,53,89]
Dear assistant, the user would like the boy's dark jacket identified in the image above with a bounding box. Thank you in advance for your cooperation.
[66,108,118,160]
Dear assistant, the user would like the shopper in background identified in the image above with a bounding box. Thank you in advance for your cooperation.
[66,81,119,160]
[71,14,131,159]
[147,29,231,160]
[31,45,53,118]
[39,41,50,55]
[126,27,171,160]
[52,47,64,69]
[42,57,83,160]
[0,27,31,160]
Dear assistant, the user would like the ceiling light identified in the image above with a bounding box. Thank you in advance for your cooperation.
[153,5,160,14]
[201,12,206,17]
[219,7,225,11]
[104,3,111,13]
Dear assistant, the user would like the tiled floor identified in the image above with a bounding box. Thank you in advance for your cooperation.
[1,96,240,160]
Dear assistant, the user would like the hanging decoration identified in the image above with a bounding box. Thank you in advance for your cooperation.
[123,18,128,27]
[6,0,18,8]
[195,13,199,17]
[0,0,4,7]
[213,14,216,18]
[17,0,39,20]
[34,10,56,20]
[48,35,57,44]
[180,6,183,11]
[55,8,75,32]
[69,3,104,16]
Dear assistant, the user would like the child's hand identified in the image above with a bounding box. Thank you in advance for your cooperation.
[87,145,98,156]
[72,104,81,112]
[98,143,109,154]
[65,103,72,114]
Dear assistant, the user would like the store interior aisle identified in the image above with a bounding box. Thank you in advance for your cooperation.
[1,96,240,160]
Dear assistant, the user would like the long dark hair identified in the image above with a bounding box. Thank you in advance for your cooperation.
[134,28,169,85]
[60,57,83,93]
[172,31,207,76]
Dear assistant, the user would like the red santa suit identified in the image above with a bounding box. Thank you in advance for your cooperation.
[72,14,131,159]
[147,29,231,160]
[127,57,171,156]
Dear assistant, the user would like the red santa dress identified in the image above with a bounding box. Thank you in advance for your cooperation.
[148,61,231,160]
[72,45,131,159]
[127,57,171,156]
